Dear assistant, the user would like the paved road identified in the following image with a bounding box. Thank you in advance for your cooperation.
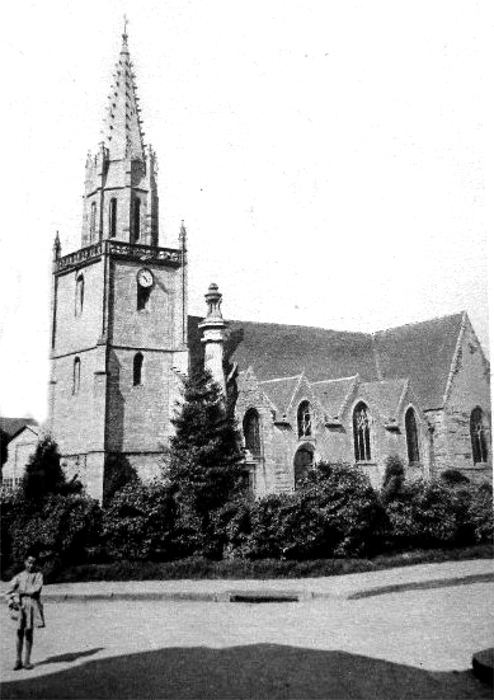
[1,581,493,698]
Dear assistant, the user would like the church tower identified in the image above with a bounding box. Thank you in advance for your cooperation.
[48,25,188,501]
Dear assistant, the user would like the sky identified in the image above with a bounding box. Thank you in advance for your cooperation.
[0,0,490,422]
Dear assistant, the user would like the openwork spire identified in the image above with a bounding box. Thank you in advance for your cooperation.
[103,19,145,160]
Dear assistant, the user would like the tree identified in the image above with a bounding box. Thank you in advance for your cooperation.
[166,369,244,535]
[0,428,9,475]
[21,436,82,502]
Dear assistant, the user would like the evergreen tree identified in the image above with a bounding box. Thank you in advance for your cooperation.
[167,369,244,527]
[21,436,82,502]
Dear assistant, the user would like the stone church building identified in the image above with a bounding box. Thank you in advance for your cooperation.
[47,30,491,502]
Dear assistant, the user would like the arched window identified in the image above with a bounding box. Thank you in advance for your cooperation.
[72,357,81,395]
[243,408,261,456]
[133,352,143,386]
[294,445,314,487]
[133,198,141,242]
[75,273,84,316]
[405,407,420,464]
[109,198,117,237]
[470,407,488,464]
[353,402,371,462]
[297,401,312,439]
[90,202,97,242]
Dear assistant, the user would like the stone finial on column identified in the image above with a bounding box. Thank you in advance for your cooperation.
[53,231,61,260]
[199,283,227,395]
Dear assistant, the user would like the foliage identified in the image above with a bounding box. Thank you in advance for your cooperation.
[216,462,385,560]
[383,479,472,550]
[102,480,177,560]
[42,544,493,584]
[440,469,471,487]
[381,455,406,502]
[20,436,82,502]
[166,369,244,542]
[467,482,493,544]
[103,453,138,505]
[5,492,102,579]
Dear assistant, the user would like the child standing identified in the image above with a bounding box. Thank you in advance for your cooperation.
[6,551,45,670]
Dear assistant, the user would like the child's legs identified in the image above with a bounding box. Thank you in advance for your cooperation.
[24,629,33,663]
[15,630,24,662]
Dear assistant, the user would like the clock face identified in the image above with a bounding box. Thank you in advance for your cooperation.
[137,268,154,288]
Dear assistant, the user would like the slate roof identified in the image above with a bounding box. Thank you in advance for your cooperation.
[187,311,467,412]
[311,377,357,419]
[358,379,408,422]
[0,417,38,442]
[224,320,378,383]
[372,312,464,410]
[259,376,303,415]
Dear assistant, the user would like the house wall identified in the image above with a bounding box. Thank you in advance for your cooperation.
[434,322,492,482]
[1,429,39,489]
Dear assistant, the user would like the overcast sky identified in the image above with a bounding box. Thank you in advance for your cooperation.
[0,0,490,421]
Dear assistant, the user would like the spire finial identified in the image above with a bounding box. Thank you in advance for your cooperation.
[122,14,129,43]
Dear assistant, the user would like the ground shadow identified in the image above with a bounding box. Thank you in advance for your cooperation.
[1,644,491,700]
[39,648,104,665]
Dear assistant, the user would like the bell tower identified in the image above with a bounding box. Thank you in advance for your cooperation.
[48,24,188,502]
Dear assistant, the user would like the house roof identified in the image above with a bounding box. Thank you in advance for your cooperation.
[372,312,465,409]
[187,311,469,412]
[358,379,408,422]
[311,377,357,419]
[0,417,38,442]
[224,320,378,383]
[259,375,303,415]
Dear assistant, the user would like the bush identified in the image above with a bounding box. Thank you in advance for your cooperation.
[468,482,493,544]
[6,493,102,579]
[381,455,406,502]
[102,481,177,560]
[440,469,471,487]
[383,479,475,550]
[220,462,385,560]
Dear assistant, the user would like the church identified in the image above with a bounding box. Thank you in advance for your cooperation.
[47,29,491,503]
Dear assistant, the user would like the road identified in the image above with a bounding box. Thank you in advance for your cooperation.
[1,582,493,698]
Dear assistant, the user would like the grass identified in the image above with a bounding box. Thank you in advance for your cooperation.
[48,543,493,584]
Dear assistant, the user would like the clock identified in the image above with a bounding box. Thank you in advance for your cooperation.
[137,268,154,288]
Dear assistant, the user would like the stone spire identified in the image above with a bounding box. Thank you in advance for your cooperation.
[103,18,145,161]
[199,283,227,395]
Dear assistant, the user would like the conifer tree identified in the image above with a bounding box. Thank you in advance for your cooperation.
[21,436,81,502]
[167,369,244,526]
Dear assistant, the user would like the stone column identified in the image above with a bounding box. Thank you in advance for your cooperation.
[198,283,227,395]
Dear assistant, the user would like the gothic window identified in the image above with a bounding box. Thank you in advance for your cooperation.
[75,273,84,316]
[72,357,81,395]
[294,445,314,488]
[133,198,141,242]
[243,408,261,457]
[137,283,151,311]
[109,198,117,237]
[470,407,488,464]
[353,402,371,462]
[90,202,97,242]
[297,401,312,439]
[133,352,143,386]
[405,408,420,464]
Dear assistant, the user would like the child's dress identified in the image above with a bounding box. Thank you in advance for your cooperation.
[6,571,45,630]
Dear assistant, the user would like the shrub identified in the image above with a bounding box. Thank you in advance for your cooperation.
[381,455,406,502]
[7,493,101,579]
[440,469,471,487]
[102,481,177,560]
[383,479,473,550]
[222,462,385,560]
[467,482,493,544]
